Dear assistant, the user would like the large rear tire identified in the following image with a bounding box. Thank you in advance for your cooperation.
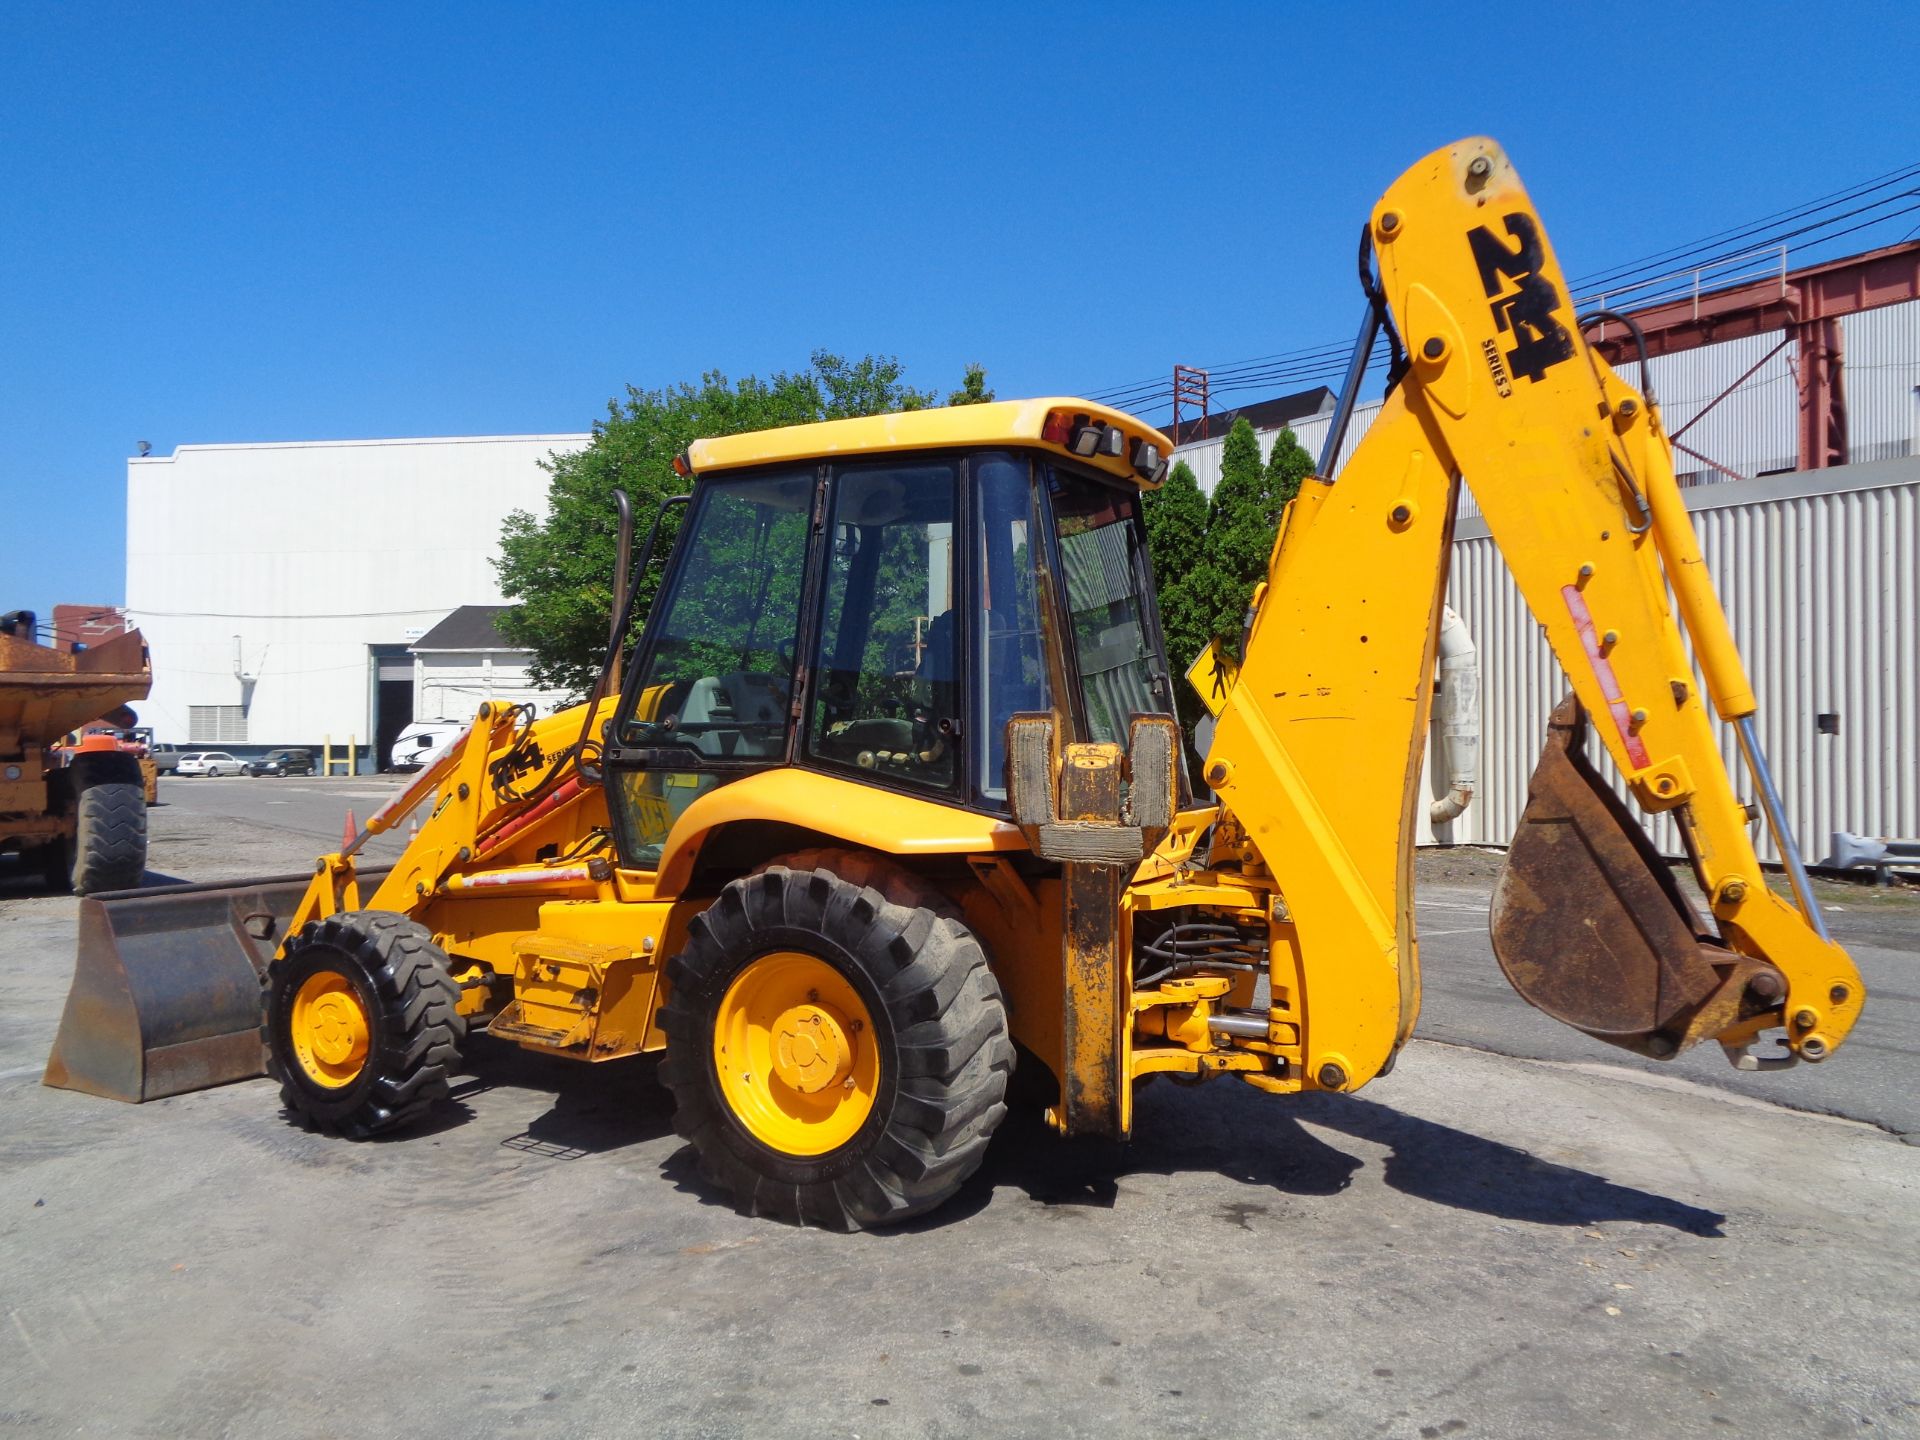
[265,910,466,1138]
[659,857,1012,1230]
[70,758,147,895]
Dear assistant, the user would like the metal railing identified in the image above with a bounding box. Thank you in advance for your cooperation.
[1574,245,1790,340]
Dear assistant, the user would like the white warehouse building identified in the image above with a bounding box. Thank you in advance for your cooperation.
[126,433,587,770]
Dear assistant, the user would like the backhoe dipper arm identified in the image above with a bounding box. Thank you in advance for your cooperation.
[1202,138,1861,1093]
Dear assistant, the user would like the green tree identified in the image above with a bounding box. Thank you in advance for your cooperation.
[946,364,995,406]
[1139,459,1212,736]
[494,351,938,694]
[1190,416,1274,656]
[1265,425,1314,514]
[1141,459,1209,669]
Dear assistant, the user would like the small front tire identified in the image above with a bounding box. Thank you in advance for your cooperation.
[265,910,466,1138]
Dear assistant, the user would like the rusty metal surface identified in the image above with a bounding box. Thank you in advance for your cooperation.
[1124,713,1179,841]
[1491,698,1775,1059]
[1060,862,1127,1137]
[0,628,152,751]
[43,868,389,1103]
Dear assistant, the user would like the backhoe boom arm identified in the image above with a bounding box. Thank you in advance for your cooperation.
[1201,138,1861,1094]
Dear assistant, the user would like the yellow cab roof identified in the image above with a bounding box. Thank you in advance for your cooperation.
[686,398,1173,488]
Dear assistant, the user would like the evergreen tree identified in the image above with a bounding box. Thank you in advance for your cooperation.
[1142,458,1207,590]
[1265,425,1315,514]
[1198,416,1274,655]
[1141,460,1210,691]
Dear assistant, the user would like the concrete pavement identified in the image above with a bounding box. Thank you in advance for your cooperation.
[2,792,1916,1437]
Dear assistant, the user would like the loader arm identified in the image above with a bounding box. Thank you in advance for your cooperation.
[1201,137,1861,1093]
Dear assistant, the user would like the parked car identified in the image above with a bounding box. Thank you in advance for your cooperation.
[177,751,244,777]
[389,720,465,772]
[147,742,185,775]
[245,748,314,778]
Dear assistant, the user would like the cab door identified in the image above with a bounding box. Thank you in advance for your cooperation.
[603,469,817,870]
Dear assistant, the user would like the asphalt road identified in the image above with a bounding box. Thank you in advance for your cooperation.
[146,771,414,869]
[1412,866,1920,1142]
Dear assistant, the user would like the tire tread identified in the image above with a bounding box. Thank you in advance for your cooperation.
[71,780,147,895]
[660,849,1012,1230]
[266,910,467,1138]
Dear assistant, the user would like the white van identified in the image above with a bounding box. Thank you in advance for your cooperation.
[389,720,466,773]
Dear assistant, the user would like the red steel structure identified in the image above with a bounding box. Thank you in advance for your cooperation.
[1590,240,1920,474]
[1170,364,1210,447]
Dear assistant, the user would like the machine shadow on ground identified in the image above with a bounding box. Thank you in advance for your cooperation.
[0,861,192,899]
[644,1057,1724,1236]
[451,1036,677,1156]
[278,1036,682,1157]
[927,1081,1725,1237]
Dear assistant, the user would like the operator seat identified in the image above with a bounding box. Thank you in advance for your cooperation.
[679,673,788,759]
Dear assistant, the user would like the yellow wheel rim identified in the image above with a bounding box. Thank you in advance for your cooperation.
[714,951,880,1157]
[290,970,371,1088]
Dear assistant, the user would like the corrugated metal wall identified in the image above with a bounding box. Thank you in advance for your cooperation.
[1647,331,1799,481]
[1443,458,1920,860]
[1843,302,1920,464]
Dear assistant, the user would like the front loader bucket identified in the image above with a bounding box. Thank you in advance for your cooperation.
[1491,698,1779,1059]
[44,873,317,1102]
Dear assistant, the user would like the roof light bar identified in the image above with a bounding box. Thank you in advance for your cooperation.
[1130,439,1168,485]
[1070,421,1125,459]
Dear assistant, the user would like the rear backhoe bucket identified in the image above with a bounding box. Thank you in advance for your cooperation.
[43,872,321,1102]
[1491,698,1780,1060]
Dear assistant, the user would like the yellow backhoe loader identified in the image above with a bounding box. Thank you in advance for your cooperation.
[45,138,1863,1228]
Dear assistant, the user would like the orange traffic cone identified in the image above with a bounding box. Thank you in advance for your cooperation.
[342,809,356,850]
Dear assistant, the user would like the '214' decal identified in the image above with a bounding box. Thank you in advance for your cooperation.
[1467,214,1575,385]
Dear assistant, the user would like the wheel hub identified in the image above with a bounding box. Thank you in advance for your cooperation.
[306,993,365,1065]
[713,950,880,1156]
[290,971,370,1087]
[771,1004,852,1094]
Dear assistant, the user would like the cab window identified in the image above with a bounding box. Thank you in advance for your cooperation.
[972,452,1050,806]
[806,461,959,792]
[1048,469,1164,745]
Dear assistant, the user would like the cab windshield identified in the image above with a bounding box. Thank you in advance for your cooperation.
[603,451,1176,868]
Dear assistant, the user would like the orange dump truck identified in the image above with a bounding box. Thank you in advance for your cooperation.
[0,611,151,893]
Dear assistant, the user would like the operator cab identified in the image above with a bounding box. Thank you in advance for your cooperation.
[603,401,1180,869]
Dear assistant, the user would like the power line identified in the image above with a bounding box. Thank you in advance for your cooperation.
[1079,158,1920,422]
[1574,187,1920,307]
[1569,161,1920,292]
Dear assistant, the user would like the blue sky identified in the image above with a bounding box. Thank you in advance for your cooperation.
[2,1,1913,621]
